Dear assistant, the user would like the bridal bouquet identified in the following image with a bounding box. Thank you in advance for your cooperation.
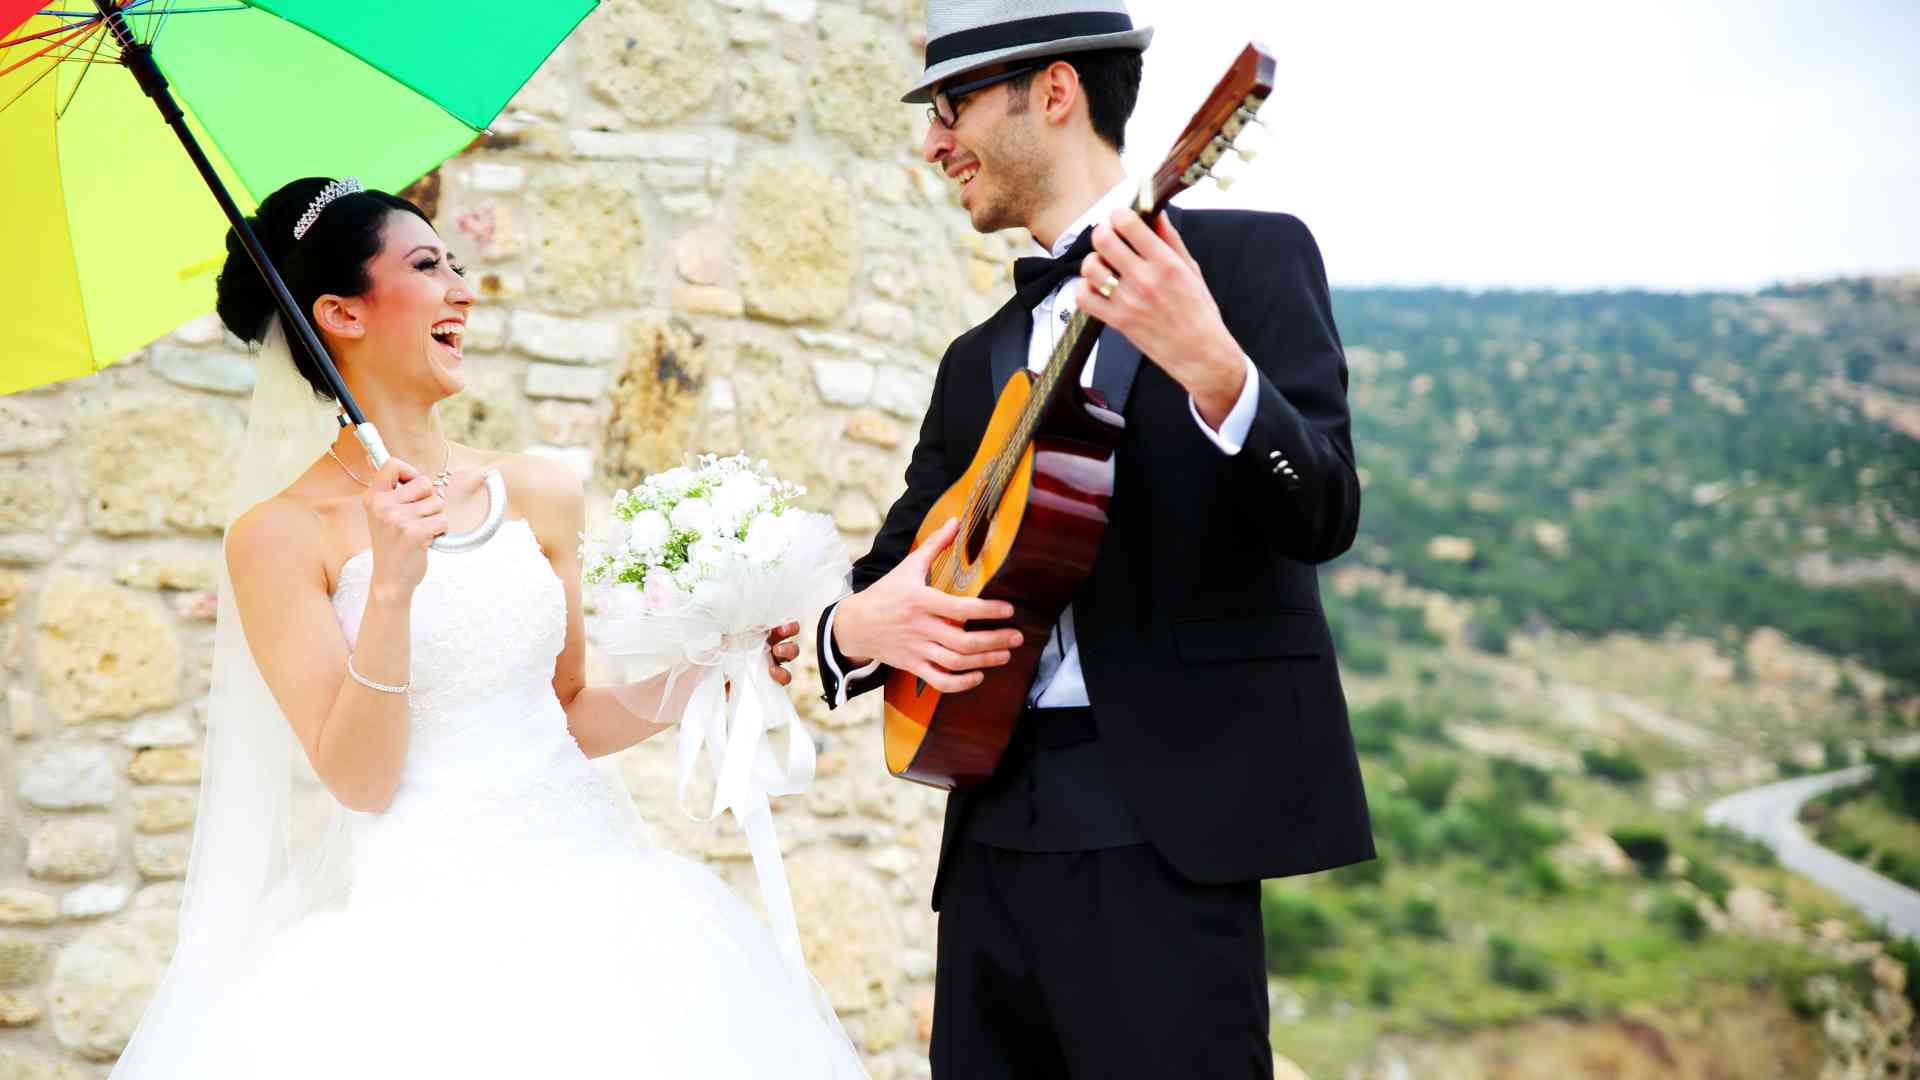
[581,453,848,988]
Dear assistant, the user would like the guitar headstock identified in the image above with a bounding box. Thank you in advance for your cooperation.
[1135,41,1276,214]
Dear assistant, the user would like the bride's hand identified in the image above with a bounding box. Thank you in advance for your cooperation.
[365,457,448,598]
[765,621,801,687]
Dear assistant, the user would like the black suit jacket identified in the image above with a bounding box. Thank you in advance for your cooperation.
[817,208,1375,905]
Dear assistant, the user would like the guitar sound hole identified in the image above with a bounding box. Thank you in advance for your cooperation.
[964,511,989,564]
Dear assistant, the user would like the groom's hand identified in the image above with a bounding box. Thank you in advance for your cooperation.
[765,622,801,687]
[833,518,1022,694]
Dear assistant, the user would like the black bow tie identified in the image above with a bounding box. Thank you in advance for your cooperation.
[1012,228,1099,310]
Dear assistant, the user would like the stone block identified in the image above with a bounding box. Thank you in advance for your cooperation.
[0,936,48,987]
[601,316,709,488]
[121,710,195,749]
[60,884,129,920]
[37,575,181,724]
[728,63,807,141]
[78,402,237,535]
[525,363,607,403]
[812,359,875,406]
[872,366,934,419]
[843,410,903,448]
[739,159,856,324]
[580,0,726,126]
[147,345,254,396]
[789,849,903,1013]
[26,821,117,882]
[0,990,38,1026]
[133,788,196,834]
[0,400,64,453]
[49,903,176,1060]
[523,168,647,315]
[0,889,57,927]
[512,311,622,362]
[809,9,915,157]
[20,746,118,810]
[673,286,746,317]
[128,748,200,785]
[113,556,216,591]
[0,458,61,532]
[468,162,527,193]
[133,836,189,880]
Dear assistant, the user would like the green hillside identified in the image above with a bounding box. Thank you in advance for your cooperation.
[1332,277,1920,687]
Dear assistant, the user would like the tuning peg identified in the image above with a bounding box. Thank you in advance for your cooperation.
[1214,171,1237,192]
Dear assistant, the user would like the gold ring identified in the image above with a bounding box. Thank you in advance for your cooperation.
[1096,276,1118,299]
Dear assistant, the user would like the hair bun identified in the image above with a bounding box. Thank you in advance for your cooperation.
[213,177,333,344]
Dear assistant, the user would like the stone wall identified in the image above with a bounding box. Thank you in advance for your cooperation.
[0,2,1012,1074]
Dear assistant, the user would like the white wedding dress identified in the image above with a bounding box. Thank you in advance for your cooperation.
[166,518,867,1077]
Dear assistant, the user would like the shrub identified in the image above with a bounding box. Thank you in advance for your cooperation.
[1610,826,1671,877]
[1873,754,1920,820]
[1518,851,1567,896]
[1260,888,1340,975]
[1487,933,1553,991]
[1439,796,1566,869]
[1886,936,1920,1012]
[1490,757,1556,804]
[1400,896,1446,940]
[1365,959,1398,1006]
[1582,747,1646,784]
[1821,739,1851,770]
[1652,891,1708,941]
[1341,634,1390,676]
[1405,760,1462,812]
[1368,790,1439,862]
[1683,856,1733,906]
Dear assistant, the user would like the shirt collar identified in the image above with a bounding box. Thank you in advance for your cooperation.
[1032,177,1138,259]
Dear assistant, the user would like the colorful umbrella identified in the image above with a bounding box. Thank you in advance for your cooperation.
[1,0,596,548]
[2,0,594,395]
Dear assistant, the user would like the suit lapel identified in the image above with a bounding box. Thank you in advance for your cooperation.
[987,301,1028,398]
[1092,326,1141,416]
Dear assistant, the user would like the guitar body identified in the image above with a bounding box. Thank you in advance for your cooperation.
[882,371,1122,790]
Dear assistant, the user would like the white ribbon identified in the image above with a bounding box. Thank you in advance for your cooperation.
[669,631,819,999]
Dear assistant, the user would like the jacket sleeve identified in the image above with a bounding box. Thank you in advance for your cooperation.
[1220,213,1360,564]
[815,338,963,708]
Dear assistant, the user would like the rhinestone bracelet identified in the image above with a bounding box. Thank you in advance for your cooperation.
[346,656,409,695]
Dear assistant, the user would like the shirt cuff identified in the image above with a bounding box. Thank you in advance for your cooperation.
[1188,353,1261,455]
[821,602,880,708]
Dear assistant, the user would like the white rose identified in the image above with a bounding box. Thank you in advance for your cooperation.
[742,510,793,563]
[669,497,716,537]
[651,466,696,494]
[626,509,670,557]
[710,473,770,531]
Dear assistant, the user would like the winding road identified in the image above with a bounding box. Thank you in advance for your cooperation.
[1704,766,1920,939]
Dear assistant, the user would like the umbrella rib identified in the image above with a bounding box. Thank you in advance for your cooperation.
[0,15,100,51]
[54,18,108,117]
[0,17,100,79]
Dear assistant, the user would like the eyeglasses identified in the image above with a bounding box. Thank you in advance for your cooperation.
[926,63,1043,130]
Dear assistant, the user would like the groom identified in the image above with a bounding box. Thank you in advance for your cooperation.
[815,2,1373,1074]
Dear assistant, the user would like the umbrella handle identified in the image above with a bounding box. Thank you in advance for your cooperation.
[354,422,507,554]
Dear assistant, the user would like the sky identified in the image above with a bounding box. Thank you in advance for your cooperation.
[1116,0,1920,292]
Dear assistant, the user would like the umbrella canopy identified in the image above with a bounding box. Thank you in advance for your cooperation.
[0,1,595,395]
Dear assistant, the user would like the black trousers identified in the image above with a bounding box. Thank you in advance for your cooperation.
[930,840,1273,1079]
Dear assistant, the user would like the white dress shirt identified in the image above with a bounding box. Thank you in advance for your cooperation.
[826,179,1261,707]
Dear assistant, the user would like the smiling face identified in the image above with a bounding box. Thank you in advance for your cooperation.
[317,210,473,402]
[923,64,1052,235]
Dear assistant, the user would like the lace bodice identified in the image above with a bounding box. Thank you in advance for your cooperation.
[331,518,568,767]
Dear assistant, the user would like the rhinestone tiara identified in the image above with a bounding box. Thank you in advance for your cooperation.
[291,177,363,241]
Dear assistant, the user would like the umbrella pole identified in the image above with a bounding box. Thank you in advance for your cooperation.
[94,1,508,552]
[93,4,372,433]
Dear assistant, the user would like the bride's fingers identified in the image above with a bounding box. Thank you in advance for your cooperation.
[767,660,792,687]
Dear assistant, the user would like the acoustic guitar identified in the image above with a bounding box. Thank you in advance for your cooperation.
[883,42,1277,790]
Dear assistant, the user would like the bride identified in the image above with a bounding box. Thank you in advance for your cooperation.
[110,177,869,1078]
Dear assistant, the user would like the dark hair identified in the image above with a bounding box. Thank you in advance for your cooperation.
[1007,48,1144,153]
[214,177,429,401]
